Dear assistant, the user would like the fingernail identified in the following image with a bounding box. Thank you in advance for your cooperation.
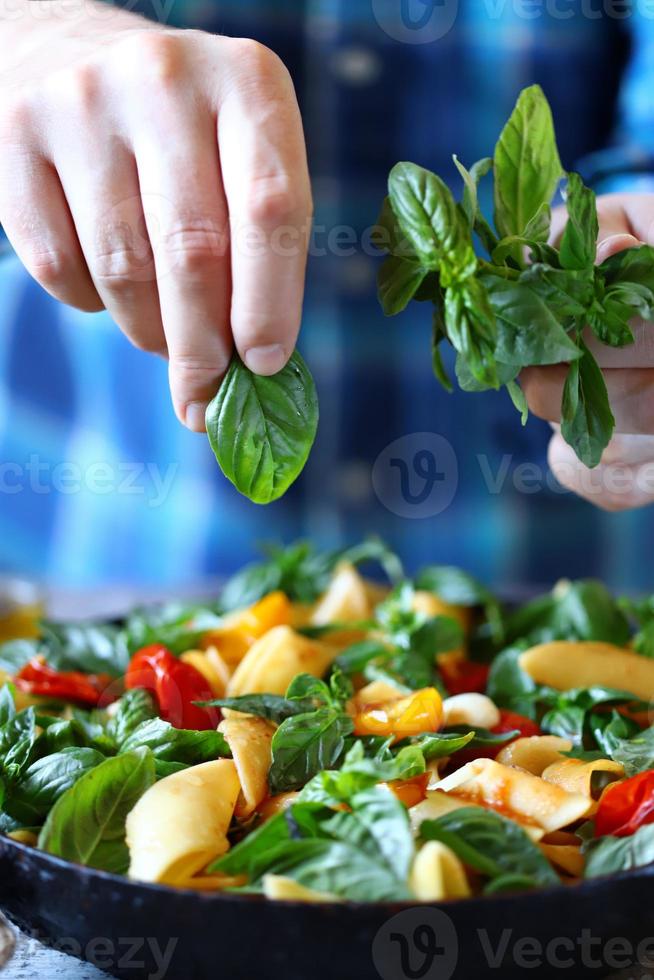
[243,343,286,375]
[184,401,209,433]
[596,233,641,263]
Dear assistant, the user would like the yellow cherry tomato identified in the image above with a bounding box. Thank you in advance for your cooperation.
[352,687,443,742]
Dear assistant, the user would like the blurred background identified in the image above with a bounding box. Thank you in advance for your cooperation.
[1,0,653,601]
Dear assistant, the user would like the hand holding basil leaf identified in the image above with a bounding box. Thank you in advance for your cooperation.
[205,351,318,504]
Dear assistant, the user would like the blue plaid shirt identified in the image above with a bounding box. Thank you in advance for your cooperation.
[1,0,653,592]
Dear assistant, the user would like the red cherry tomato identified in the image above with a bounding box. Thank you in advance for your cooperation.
[441,660,490,696]
[595,771,654,838]
[494,710,540,739]
[15,656,117,706]
[125,645,220,730]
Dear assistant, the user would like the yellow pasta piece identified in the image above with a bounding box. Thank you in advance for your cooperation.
[218,714,274,819]
[541,757,624,802]
[350,679,405,709]
[410,841,471,901]
[126,759,240,885]
[202,592,293,665]
[409,788,543,841]
[175,873,247,892]
[262,875,340,903]
[8,829,37,846]
[437,759,593,833]
[539,843,584,878]
[226,626,339,697]
[180,650,226,696]
[310,564,371,626]
[496,735,573,775]
[519,641,654,701]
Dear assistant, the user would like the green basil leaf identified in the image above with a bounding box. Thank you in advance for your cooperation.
[606,726,654,777]
[486,645,538,719]
[584,824,654,878]
[106,689,158,748]
[541,705,586,744]
[0,685,15,728]
[559,172,598,271]
[120,719,230,766]
[420,806,558,888]
[520,264,593,320]
[378,255,428,316]
[5,747,106,825]
[301,741,425,805]
[600,243,654,294]
[204,693,309,725]
[561,341,615,469]
[399,730,475,760]
[38,748,155,873]
[206,352,319,505]
[431,307,454,392]
[445,278,498,388]
[485,276,581,367]
[494,85,562,243]
[388,162,477,284]
[506,379,529,425]
[322,785,414,880]
[452,154,498,254]
[268,708,354,794]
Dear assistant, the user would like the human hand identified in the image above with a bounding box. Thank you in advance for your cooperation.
[0,1,312,430]
[522,193,654,510]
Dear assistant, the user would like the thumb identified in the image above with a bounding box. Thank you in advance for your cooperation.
[596,232,642,265]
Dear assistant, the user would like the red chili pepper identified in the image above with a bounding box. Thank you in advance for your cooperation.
[441,660,490,696]
[125,645,220,730]
[595,771,654,838]
[15,656,117,706]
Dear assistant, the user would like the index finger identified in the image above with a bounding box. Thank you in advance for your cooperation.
[217,40,312,376]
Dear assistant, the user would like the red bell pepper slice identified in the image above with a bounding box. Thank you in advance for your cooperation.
[15,656,117,706]
[125,644,219,730]
[595,770,654,838]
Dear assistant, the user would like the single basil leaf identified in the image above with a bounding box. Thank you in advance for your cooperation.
[0,685,15,727]
[600,243,654,294]
[607,726,654,777]
[5,747,106,825]
[40,623,129,677]
[452,154,497,254]
[431,307,454,392]
[38,748,155,873]
[378,255,428,316]
[388,162,477,284]
[523,201,552,243]
[322,785,414,881]
[486,645,538,719]
[506,379,529,425]
[541,705,586,744]
[520,264,593,320]
[445,278,498,388]
[335,640,392,677]
[604,281,654,322]
[206,352,319,505]
[494,85,562,243]
[559,172,598,271]
[584,824,654,878]
[120,719,230,766]
[485,276,581,367]
[0,640,38,674]
[443,726,520,749]
[400,730,475,760]
[268,708,354,795]
[251,837,412,902]
[0,708,37,782]
[561,342,615,469]
[205,693,309,725]
[32,718,109,758]
[106,689,157,748]
[421,806,558,888]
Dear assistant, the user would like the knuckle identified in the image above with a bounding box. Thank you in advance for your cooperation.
[25,247,72,291]
[170,354,228,389]
[67,62,102,113]
[0,93,33,140]
[159,220,224,275]
[229,38,288,86]
[91,223,154,284]
[244,176,304,226]
[120,31,185,86]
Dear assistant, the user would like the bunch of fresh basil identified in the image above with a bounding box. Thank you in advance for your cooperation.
[377,85,654,468]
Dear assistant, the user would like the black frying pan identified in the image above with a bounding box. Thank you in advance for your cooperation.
[2,836,654,980]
